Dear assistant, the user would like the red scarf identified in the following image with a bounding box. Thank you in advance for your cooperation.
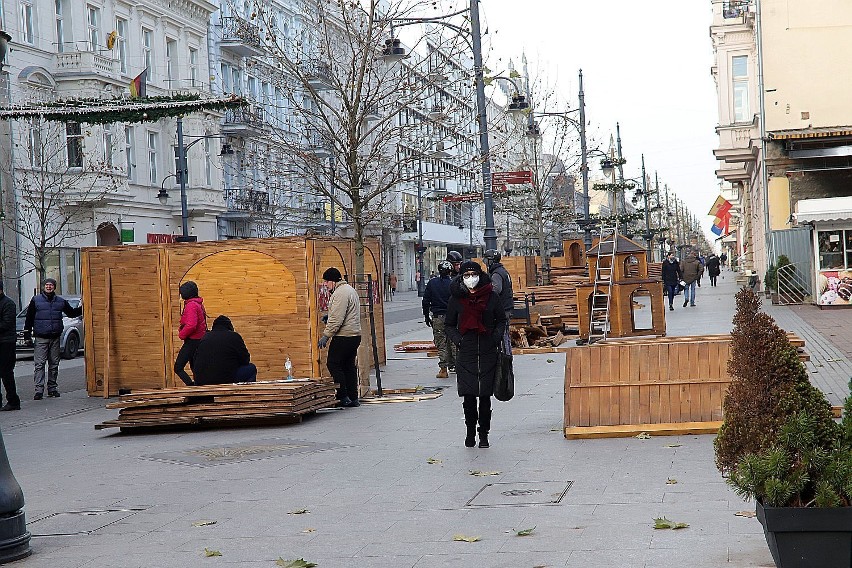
[459,282,493,335]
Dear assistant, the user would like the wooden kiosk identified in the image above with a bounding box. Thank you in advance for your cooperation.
[82,236,385,397]
[575,235,666,339]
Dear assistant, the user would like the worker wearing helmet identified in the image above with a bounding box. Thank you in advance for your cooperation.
[447,250,463,277]
[483,249,514,318]
[423,260,456,378]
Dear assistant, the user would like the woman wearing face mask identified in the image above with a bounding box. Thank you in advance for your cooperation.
[445,261,508,448]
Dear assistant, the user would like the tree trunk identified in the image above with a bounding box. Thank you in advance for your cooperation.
[352,202,365,282]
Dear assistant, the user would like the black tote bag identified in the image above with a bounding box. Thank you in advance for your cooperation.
[494,352,514,402]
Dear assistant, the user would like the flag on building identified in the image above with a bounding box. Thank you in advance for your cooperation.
[708,195,732,218]
[129,69,147,99]
[711,210,732,236]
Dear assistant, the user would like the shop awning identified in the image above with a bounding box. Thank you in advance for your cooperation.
[794,196,852,224]
[769,126,852,141]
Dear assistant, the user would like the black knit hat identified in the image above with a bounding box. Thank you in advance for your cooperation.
[42,278,57,288]
[459,260,483,275]
[179,281,199,300]
[212,315,234,331]
[322,267,342,282]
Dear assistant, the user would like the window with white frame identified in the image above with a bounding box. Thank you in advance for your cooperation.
[147,131,158,184]
[124,126,135,180]
[231,67,241,94]
[28,120,42,167]
[66,122,84,168]
[142,28,153,78]
[19,0,34,44]
[54,0,64,52]
[165,38,176,86]
[247,76,258,101]
[732,55,750,123]
[86,5,100,51]
[116,18,128,74]
[220,63,231,92]
[103,128,113,168]
[204,136,212,186]
[189,47,198,86]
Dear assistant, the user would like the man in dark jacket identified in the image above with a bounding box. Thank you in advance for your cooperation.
[24,278,82,399]
[483,249,514,318]
[191,315,256,385]
[0,282,20,410]
[423,261,455,378]
[661,252,683,311]
[680,252,704,307]
[447,250,464,277]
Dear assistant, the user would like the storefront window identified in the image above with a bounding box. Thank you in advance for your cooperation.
[40,248,80,295]
[818,230,845,270]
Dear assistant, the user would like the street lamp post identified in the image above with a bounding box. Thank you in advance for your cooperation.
[416,160,425,297]
[577,70,593,250]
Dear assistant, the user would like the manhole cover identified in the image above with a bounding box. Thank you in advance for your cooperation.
[30,508,147,536]
[467,481,572,508]
[142,438,344,467]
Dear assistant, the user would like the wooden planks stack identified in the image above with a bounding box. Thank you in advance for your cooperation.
[82,237,385,397]
[563,333,807,439]
[647,262,662,282]
[95,380,337,431]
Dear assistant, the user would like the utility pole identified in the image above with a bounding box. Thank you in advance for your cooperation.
[578,69,592,250]
[615,122,625,225]
[470,0,496,251]
[640,155,651,262]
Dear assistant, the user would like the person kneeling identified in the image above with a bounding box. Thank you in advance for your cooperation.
[192,315,257,385]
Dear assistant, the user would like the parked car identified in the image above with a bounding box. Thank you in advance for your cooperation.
[15,297,84,359]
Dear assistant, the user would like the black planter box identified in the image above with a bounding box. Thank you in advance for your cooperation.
[757,500,852,567]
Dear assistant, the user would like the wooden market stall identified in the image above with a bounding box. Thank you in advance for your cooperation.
[82,236,385,397]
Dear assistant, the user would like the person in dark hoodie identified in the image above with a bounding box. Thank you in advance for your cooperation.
[423,260,455,378]
[445,260,507,449]
[661,252,683,311]
[483,249,514,319]
[174,281,207,386]
[24,278,82,399]
[0,281,20,410]
[192,315,256,384]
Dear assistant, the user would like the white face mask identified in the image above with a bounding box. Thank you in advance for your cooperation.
[463,275,479,289]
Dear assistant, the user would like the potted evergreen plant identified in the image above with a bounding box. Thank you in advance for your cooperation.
[715,288,852,568]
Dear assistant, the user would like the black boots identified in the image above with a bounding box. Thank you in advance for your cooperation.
[478,406,491,448]
[463,401,477,447]
[463,397,491,448]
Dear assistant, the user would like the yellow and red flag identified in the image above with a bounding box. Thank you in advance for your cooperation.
[129,68,147,99]
[708,195,732,218]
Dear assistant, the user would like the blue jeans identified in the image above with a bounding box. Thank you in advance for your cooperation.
[665,284,678,306]
[683,281,697,305]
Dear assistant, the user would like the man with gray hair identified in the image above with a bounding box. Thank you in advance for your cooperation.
[24,278,82,400]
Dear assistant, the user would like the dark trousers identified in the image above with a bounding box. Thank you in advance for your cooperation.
[0,343,19,407]
[710,276,718,286]
[665,284,678,307]
[174,339,201,386]
[327,335,361,401]
[235,363,257,382]
[463,395,492,433]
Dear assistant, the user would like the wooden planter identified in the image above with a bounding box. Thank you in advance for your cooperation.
[82,236,385,397]
[563,336,732,438]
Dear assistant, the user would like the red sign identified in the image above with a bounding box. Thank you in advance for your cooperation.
[492,170,533,185]
[442,193,483,203]
[147,233,177,244]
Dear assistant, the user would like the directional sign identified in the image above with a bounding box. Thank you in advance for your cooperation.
[442,192,484,203]
[492,170,533,185]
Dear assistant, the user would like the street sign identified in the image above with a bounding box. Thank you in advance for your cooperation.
[491,170,534,193]
[442,193,483,203]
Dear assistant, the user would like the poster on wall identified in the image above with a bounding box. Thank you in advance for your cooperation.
[817,271,852,306]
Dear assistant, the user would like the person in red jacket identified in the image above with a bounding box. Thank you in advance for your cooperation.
[174,281,206,386]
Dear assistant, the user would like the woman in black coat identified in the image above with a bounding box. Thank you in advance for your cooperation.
[705,254,721,286]
[445,261,507,448]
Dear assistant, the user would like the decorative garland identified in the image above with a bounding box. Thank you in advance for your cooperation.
[592,181,636,192]
[0,94,246,125]
[590,212,645,224]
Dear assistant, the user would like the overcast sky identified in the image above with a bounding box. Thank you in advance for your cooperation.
[479,0,720,239]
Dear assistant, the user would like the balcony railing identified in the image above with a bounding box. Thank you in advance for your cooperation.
[303,60,334,90]
[222,105,266,136]
[224,188,271,214]
[722,1,750,19]
[54,51,119,79]
[220,16,264,56]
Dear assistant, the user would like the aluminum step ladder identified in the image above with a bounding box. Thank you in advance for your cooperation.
[588,226,618,344]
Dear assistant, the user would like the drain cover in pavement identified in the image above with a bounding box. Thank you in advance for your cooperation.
[30,507,147,536]
[142,438,344,467]
[466,481,573,508]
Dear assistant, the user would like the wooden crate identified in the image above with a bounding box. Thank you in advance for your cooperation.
[82,236,385,397]
[564,337,733,438]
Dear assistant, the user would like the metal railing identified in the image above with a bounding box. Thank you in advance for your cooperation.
[224,188,271,214]
[774,262,811,305]
[223,105,265,129]
[220,16,262,49]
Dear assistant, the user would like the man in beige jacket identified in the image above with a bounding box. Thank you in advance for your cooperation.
[318,267,362,407]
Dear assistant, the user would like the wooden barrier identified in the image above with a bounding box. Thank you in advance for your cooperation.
[82,236,385,397]
[564,336,734,439]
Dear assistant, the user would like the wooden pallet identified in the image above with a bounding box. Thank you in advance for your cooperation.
[565,421,723,439]
[393,341,438,354]
[95,380,337,431]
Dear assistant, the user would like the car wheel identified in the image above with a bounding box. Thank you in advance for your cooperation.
[62,333,80,360]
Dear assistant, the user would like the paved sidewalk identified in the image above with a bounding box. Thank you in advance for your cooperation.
[2,267,847,568]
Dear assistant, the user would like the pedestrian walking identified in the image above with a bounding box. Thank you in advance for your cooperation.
[445,261,507,449]
[483,249,514,319]
[388,272,397,296]
[0,282,20,410]
[174,281,207,386]
[661,252,682,311]
[318,267,362,407]
[447,250,463,277]
[192,315,257,385]
[706,253,721,286]
[23,278,82,399]
[720,252,728,268]
[681,253,704,307]
[423,261,456,379]
[697,252,706,287]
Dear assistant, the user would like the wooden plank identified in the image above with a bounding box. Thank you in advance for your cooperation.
[103,269,112,399]
[565,421,723,439]
[649,384,661,424]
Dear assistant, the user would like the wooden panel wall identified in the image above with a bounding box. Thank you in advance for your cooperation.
[564,339,731,428]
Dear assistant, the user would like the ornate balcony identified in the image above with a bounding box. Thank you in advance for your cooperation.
[303,60,334,91]
[54,51,119,81]
[224,188,271,215]
[715,121,758,166]
[222,104,266,137]
[220,16,264,57]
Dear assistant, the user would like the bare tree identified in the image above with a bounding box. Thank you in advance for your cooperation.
[1,118,122,281]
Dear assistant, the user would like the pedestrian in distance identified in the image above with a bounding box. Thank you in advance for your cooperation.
[174,280,207,386]
[388,272,397,296]
[720,252,728,269]
[24,278,82,399]
[423,261,456,379]
[445,261,507,449]
[0,282,20,410]
[697,252,706,287]
[447,250,464,277]
[680,252,704,307]
[706,253,721,287]
[483,249,514,320]
[318,267,362,407]
[661,252,683,311]
[191,315,257,385]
